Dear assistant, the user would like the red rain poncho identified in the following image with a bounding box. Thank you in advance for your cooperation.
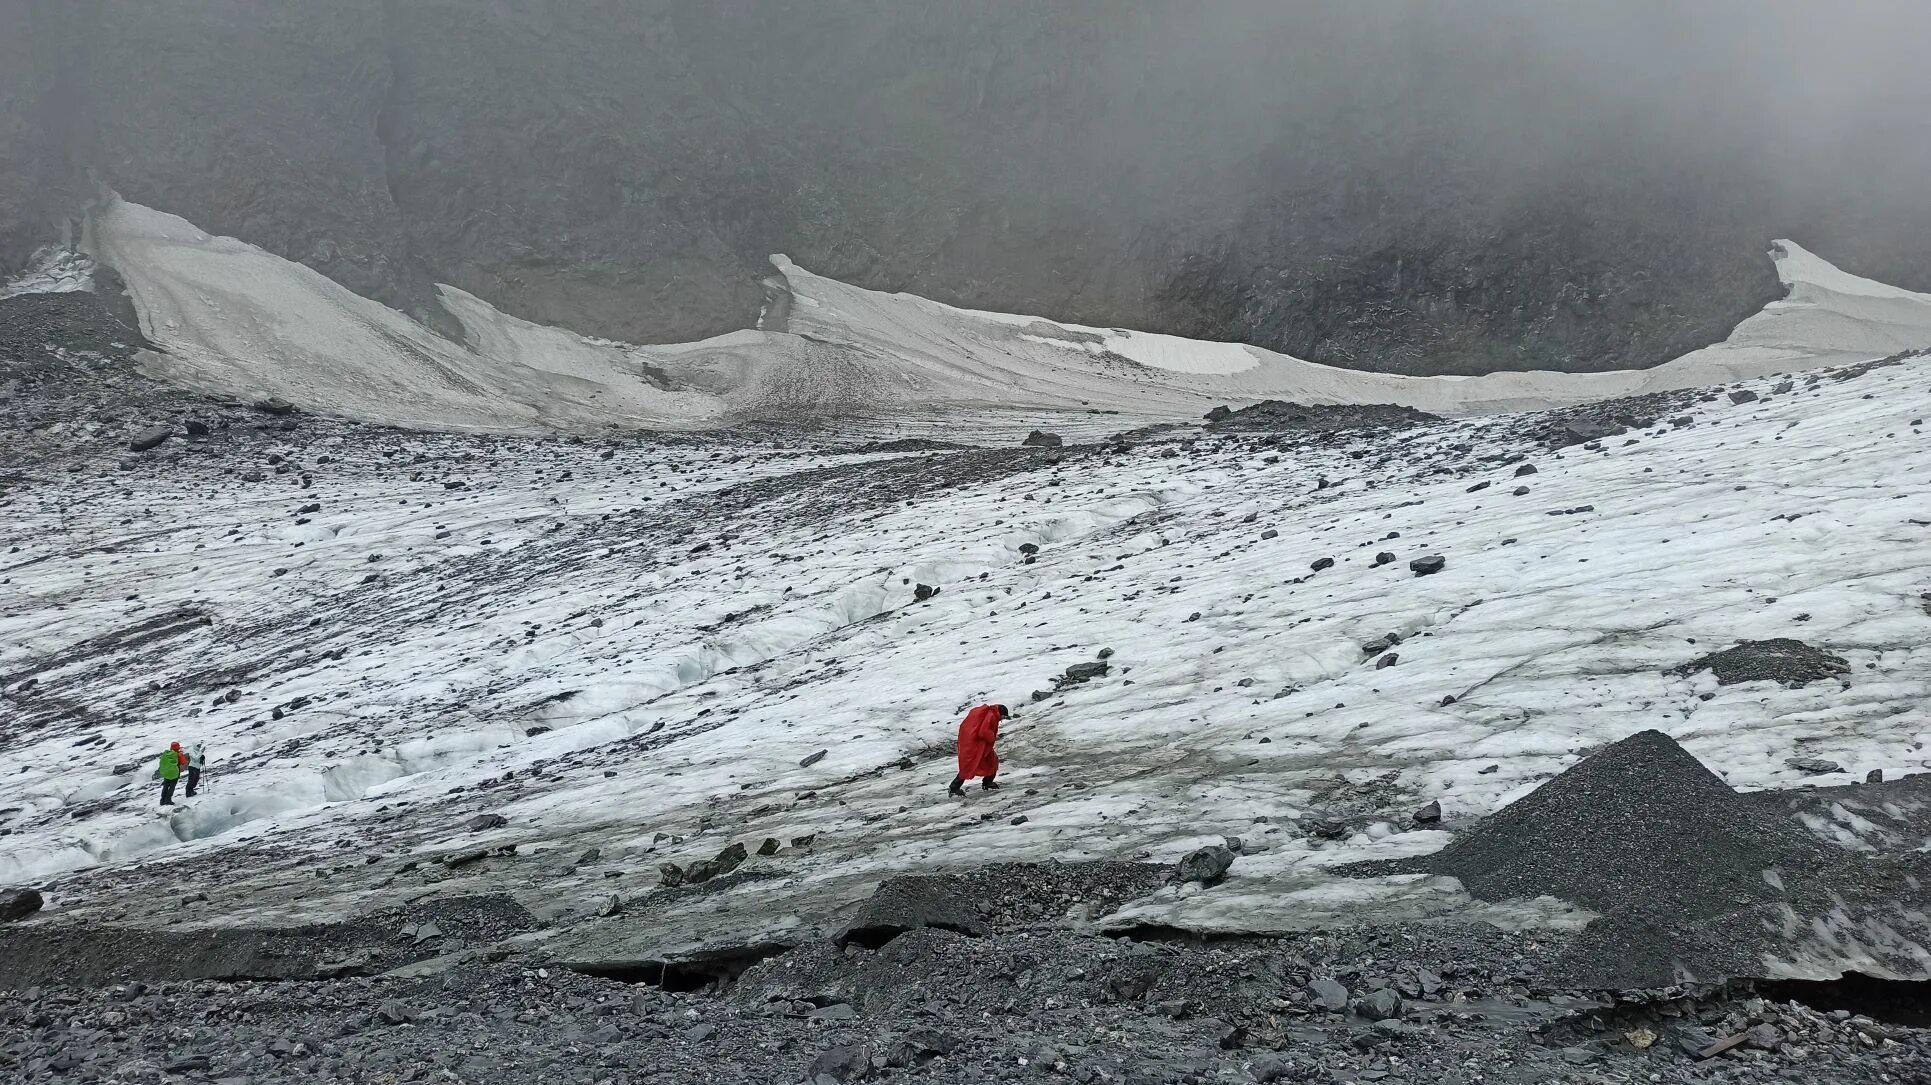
[955,704,1002,780]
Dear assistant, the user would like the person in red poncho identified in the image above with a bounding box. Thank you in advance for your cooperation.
[948,703,1009,796]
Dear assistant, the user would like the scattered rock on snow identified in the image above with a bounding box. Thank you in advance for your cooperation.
[800,749,828,768]
[1785,757,1843,776]
[1175,844,1236,887]
[1062,661,1109,685]
[1411,801,1441,824]
[1021,430,1063,448]
[466,814,508,832]
[1409,555,1446,576]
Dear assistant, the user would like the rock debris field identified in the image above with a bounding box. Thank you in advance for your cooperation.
[5,285,1931,1082]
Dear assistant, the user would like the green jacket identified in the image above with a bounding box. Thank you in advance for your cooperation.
[159,749,181,780]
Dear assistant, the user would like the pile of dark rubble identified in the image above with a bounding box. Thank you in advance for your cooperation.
[1673,637,1851,689]
[1350,729,1927,991]
[1201,401,1437,433]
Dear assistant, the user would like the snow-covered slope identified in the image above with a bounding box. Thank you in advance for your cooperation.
[5,353,1929,980]
[85,195,1931,435]
[93,199,728,432]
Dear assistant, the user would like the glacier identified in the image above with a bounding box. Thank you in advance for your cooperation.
[4,342,1929,980]
[83,195,1931,436]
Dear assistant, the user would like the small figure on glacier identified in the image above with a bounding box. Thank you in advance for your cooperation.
[157,741,185,806]
[183,743,206,798]
[948,704,1009,796]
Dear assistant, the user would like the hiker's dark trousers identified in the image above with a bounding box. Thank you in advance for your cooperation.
[161,778,177,805]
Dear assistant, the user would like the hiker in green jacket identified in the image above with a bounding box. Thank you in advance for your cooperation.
[158,742,184,806]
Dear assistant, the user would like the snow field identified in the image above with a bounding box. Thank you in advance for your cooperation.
[4,355,1929,961]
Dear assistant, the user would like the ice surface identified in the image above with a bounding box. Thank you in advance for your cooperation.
[5,351,1930,968]
[92,199,727,432]
[86,194,1931,436]
[0,247,95,300]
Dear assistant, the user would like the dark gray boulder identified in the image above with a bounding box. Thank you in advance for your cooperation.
[128,425,173,452]
[1175,844,1236,887]
[0,887,43,923]
[1305,977,1349,1012]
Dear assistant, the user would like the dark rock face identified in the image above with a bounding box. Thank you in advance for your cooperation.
[6,4,1930,373]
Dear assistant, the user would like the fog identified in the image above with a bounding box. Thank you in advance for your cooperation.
[8,0,1927,369]
[1061,1,1931,215]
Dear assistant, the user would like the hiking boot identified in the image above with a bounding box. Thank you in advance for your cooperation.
[947,779,965,797]
[982,780,1002,791]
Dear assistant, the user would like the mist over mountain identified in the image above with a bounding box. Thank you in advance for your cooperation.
[5,0,1929,374]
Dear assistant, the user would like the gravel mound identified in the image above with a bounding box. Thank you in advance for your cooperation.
[1672,638,1850,687]
[1348,730,1852,988]
[1413,730,1829,914]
